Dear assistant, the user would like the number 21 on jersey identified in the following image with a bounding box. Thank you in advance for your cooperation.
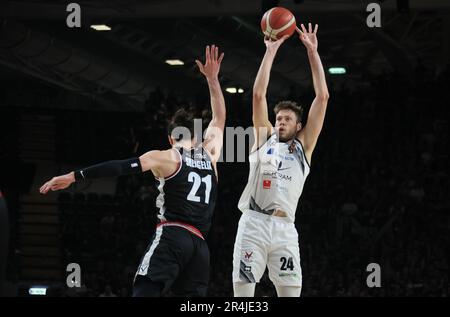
[187,172,212,204]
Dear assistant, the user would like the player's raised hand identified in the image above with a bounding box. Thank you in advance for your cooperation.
[264,34,290,54]
[39,172,75,194]
[296,23,319,52]
[195,45,224,80]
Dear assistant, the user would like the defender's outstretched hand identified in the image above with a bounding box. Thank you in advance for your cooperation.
[39,172,75,194]
[195,45,224,80]
[296,23,319,52]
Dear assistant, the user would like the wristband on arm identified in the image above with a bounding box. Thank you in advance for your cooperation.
[74,158,142,181]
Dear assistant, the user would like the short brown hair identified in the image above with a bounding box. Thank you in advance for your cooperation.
[274,100,303,123]
[167,108,196,141]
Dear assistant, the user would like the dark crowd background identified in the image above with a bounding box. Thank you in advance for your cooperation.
[1,65,449,297]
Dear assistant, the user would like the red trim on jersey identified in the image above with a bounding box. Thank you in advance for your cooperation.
[157,221,204,240]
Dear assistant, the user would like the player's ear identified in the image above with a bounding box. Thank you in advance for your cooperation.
[297,122,302,132]
[168,136,174,146]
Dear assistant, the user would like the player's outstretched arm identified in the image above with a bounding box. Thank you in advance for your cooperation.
[196,45,225,162]
[39,150,176,194]
[252,35,289,149]
[296,23,329,164]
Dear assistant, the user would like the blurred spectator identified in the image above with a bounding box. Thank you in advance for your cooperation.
[99,285,117,297]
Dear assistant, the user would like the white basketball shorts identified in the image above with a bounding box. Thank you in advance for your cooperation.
[232,209,302,287]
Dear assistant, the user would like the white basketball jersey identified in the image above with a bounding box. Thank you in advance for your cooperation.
[238,133,310,223]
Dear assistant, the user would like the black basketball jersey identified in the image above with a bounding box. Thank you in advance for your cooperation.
[155,146,218,236]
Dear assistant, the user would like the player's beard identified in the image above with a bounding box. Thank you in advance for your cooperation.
[278,129,296,143]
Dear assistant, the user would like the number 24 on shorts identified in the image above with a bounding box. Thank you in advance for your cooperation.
[280,257,294,271]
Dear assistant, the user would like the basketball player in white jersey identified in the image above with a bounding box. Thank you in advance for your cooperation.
[232,23,329,297]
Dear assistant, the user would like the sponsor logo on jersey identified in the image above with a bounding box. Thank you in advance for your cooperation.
[139,265,148,273]
[262,170,292,181]
[194,153,208,159]
[267,148,274,155]
[268,156,294,170]
[263,179,271,189]
[185,157,212,170]
[279,272,298,277]
[274,153,295,161]
[242,250,254,263]
[277,161,291,171]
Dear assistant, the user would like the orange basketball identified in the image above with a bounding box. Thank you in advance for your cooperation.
[261,7,297,40]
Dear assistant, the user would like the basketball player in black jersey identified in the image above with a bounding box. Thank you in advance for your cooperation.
[39,45,226,297]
